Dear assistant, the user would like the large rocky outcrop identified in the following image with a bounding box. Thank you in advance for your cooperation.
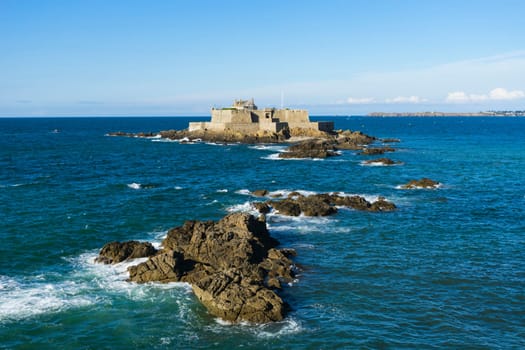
[96,213,296,324]
[252,192,396,216]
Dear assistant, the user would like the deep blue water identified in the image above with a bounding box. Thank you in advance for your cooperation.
[1,116,524,349]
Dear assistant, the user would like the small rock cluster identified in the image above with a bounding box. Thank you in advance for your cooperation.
[251,191,397,216]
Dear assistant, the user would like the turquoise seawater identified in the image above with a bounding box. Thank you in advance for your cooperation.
[1,116,524,349]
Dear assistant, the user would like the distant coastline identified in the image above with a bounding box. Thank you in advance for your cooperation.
[367,110,525,117]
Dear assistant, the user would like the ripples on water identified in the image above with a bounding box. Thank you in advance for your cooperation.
[0,117,524,349]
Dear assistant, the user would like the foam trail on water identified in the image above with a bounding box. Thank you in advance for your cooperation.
[0,275,95,322]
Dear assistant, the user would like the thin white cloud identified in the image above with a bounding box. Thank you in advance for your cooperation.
[446,88,525,103]
[384,96,426,104]
[489,87,525,100]
[346,97,375,104]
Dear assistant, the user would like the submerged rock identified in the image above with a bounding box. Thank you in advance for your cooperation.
[96,213,296,324]
[401,178,441,189]
[251,189,269,197]
[363,158,401,166]
[359,146,396,155]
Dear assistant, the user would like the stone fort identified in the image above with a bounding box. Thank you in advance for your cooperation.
[188,99,334,133]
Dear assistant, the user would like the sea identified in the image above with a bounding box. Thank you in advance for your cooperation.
[0,116,524,349]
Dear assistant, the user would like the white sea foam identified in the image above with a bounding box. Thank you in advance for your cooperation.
[249,145,287,152]
[235,189,252,196]
[216,189,228,193]
[127,182,141,190]
[395,183,443,190]
[209,317,303,338]
[145,134,162,139]
[226,201,259,215]
[0,275,95,322]
[359,160,402,167]
[151,138,178,143]
[262,153,326,161]
[174,186,183,190]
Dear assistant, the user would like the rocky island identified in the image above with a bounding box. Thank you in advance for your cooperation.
[96,213,296,323]
[108,99,388,157]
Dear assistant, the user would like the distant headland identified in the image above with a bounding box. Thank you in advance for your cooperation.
[368,110,525,117]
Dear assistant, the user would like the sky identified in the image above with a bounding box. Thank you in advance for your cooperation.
[1,0,524,116]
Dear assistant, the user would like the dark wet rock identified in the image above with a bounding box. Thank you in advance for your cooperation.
[359,146,396,155]
[363,158,400,166]
[270,199,302,216]
[369,197,398,212]
[252,189,269,197]
[335,130,376,150]
[401,178,441,189]
[98,213,295,324]
[279,139,339,159]
[261,193,396,216]
[253,202,271,214]
[95,241,158,264]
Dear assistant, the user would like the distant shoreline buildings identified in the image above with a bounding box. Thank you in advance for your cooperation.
[367,110,525,117]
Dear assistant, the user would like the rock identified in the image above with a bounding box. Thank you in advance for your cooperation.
[252,189,269,197]
[95,241,158,264]
[128,251,183,283]
[253,202,271,214]
[369,197,397,212]
[96,213,296,323]
[335,130,375,150]
[360,146,396,155]
[401,178,441,189]
[279,139,339,159]
[296,196,337,216]
[270,199,302,216]
[363,158,400,166]
[264,193,394,216]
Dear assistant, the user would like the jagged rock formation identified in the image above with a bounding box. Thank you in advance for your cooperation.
[335,130,376,150]
[250,192,396,216]
[96,213,296,324]
[401,178,441,189]
[95,241,157,264]
[278,139,339,159]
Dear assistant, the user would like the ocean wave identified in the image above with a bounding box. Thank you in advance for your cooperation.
[225,201,259,215]
[262,153,326,161]
[0,275,95,323]
[395,183,443,190]
[208,317,303,338]
[151,138,178,143]
[127,182,142,190]
[70,252,193,300]
[249,145,287,152]
[359,161,403,167]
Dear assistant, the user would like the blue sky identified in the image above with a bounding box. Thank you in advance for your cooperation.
[1,0,524,116]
